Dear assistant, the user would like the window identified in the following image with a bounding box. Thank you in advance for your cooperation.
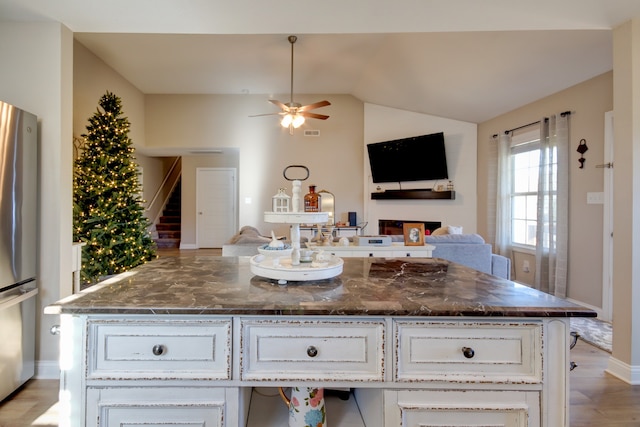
[508,126,557,248]
[495,113,569,297]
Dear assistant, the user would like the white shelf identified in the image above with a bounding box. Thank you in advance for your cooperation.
[264,211,329,224]
[246,388,365,427]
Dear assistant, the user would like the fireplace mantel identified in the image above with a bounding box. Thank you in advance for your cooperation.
[371,189,455,200]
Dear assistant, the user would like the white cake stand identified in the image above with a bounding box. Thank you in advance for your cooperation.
[251,212,343,282]
[249,254,343,282]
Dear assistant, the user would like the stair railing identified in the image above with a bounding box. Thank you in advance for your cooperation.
[146,157,182,230]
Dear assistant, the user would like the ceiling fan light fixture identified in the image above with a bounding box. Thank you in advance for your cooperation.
[281,113,305,129]
[292,114,305,128]
[250,35,330,134]
[281,114,293,128]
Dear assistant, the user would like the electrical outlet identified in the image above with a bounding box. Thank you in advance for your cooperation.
[522,260,530,273]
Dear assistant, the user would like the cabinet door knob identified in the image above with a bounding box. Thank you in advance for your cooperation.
[152,344,166,356]
[306,345,318,358]
[462,346,475,359]
[50,325,60,335]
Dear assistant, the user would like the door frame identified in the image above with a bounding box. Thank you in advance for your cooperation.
[602,111,614,322]
[195,167,237,248]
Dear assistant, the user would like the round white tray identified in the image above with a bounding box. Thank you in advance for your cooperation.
[249,254,343,282]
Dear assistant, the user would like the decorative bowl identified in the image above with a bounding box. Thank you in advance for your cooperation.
[257,243,293,258]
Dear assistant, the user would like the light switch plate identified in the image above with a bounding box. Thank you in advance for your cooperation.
[587,192,604,204]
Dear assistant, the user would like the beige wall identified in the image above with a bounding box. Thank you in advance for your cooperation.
[181,153,240,245]
[610,19,640,376]
[74,40,167,221]
[364,104,478,234]
[0,22,74,370]
[478,72,613,310]
[145,94,365,239]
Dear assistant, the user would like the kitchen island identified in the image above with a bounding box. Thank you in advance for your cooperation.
[46,255,595,427]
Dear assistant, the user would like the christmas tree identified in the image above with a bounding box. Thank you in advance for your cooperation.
[73,91,156,284]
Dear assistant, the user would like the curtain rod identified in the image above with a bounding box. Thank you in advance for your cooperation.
[492,111,571,138]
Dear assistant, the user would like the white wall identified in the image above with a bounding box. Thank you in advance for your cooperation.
[363,103,478,235]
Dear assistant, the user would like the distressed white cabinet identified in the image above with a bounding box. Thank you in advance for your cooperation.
[57,314,570,427]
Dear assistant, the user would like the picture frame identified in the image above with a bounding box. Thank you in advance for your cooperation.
[403,223,425,246]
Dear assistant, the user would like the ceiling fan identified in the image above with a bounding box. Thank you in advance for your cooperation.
[251,35,331,134]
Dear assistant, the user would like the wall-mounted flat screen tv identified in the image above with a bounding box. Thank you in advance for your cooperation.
[367,132,448,183]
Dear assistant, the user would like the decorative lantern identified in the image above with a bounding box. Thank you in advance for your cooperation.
[272,188,291,213]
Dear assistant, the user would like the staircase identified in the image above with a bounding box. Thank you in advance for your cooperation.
[154,182,181,249]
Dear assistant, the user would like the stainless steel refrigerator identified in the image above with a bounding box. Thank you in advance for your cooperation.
[0,100,38,402]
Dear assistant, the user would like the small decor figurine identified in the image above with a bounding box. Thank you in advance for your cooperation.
[272,188,291,212]
[322,225,334,246]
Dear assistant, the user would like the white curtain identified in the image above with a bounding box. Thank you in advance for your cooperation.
[494,132,512,258]
[494,113,569,298]
[535,114,569,297]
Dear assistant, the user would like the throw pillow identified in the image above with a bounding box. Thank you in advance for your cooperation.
[431,227,449,236]
[447,225,463,234]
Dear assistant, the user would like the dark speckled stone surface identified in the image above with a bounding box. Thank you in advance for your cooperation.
[46,256,596,317]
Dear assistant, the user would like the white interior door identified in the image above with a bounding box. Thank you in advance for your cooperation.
[602,111,614,322]
[196,168,237,248]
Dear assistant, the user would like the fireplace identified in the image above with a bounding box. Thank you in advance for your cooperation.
[379,220,441,235]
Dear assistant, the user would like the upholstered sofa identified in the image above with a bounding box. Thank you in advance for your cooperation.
[221,226,272,256]
[424,233,511,279]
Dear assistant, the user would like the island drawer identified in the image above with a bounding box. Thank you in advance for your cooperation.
[394,320,542,383]
[386,389,540,427]
[86,318,232,380]
[86,387,230,427]
[240,318,385,381]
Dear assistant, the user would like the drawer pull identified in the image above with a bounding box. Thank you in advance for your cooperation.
[306,345,318,358]
[152,344,166,356]
[462,346,475,359]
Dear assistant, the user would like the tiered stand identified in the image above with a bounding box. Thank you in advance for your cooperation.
[249,212,343,282]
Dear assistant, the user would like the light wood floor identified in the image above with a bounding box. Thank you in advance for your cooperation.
[1,249,638,426]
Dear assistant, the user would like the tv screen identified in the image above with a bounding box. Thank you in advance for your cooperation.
[367,132,448,183]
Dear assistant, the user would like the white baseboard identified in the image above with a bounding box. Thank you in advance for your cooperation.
[179,243,198,249]
[35,360,60,380]
[606,356,640,385]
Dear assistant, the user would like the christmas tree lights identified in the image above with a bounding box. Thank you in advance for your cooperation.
[73,91,156,284]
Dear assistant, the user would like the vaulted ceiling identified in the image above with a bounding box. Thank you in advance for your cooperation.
[2,0,639,123]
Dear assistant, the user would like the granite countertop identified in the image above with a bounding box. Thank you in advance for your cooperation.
[45,256,596,317]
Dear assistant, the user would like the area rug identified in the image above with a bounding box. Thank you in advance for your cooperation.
[570,317,612,353]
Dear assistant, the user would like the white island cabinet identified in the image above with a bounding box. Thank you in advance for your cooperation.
[47,256,594,427]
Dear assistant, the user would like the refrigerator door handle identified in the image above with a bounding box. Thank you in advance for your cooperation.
[0,287,38,310]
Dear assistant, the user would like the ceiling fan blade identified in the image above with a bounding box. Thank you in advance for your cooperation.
[269,99,290,112]
[299,111,330,120]
[298,100,331,112]
[248,112,285,117]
